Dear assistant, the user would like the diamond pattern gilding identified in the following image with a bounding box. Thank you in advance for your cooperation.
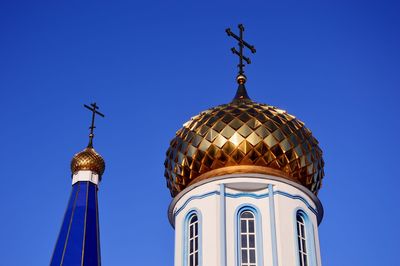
[205,129,218,142]
[213,134,227,148]
[237,124,252,137]
[221,126,235,139]
[165,99,324,197]
[230,132,245,146]
[247,132,261,146]
[238,140,252,154]
[213,120,227,132]
[71,147,105,176]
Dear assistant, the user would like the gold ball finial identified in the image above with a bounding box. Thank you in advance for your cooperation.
[236,74,247,84]
[71,147,105,177]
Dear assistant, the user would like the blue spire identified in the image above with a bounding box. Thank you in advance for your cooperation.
[51,103,105,266]
[50,181,101,266]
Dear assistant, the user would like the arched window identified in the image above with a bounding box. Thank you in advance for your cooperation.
[188,214,199,266]
[239,210,257,266]
[296,212,308,266]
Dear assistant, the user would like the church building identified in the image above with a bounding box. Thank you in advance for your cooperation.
[50,24,325,266]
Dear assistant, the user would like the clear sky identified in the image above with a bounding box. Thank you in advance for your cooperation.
[0,0,399,265]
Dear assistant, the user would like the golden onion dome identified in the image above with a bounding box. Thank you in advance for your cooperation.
[71,146,105,177]
[164,84,324,197]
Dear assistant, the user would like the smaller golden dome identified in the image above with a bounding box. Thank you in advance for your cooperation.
[71,147,105,176]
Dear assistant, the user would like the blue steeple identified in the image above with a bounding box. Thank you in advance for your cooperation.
[50,181,101,266]
[50,103,105,266]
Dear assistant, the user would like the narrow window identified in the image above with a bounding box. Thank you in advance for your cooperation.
[188,214,199,266]
[296,213,308,266]
[240,211,257,266]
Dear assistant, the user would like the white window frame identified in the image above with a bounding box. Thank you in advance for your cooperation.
[239,210,257,266]
[187,214,199,266]
[297,213,308,266]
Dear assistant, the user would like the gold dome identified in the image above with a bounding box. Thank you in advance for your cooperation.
[164,86,324,197]
[71,147,105,177]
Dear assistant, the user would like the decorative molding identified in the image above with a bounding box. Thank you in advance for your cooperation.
[172,189,318,228]
[276,191,318,216]
[174,191,219,220]
[169,173,324,226]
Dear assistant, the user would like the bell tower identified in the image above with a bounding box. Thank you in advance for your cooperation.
[164,25,325,266]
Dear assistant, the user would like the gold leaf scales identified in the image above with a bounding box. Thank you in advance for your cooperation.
[71,147,105,177]
[164,87,324,197]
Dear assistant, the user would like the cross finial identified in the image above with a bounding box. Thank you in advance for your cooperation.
[84,102,105,148]
[226,24,256,84]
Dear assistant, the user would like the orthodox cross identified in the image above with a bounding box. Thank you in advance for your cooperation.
[226,24,256,77]
[84,102,105,147]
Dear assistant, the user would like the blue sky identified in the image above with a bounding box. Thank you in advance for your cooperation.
[0,0,399,265]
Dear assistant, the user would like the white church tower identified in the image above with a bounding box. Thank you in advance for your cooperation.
[164,25,325,266]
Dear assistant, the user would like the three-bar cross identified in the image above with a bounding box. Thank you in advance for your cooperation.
[226,24,256,77]
[84,102,105,147]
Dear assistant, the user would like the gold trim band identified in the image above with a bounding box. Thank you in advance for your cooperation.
[189,165,301,187]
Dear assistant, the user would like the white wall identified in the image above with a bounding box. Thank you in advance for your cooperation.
[170,173,323,266]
